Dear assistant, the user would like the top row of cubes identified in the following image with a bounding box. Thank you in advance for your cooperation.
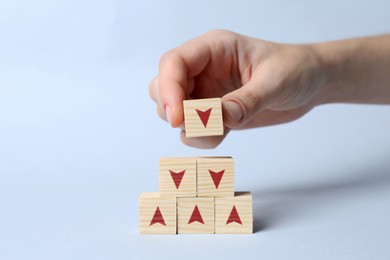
[159,157,234,198]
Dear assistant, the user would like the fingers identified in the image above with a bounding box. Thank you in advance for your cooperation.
[149,76,159,104]
[157,36,212,128]
[234,106,313,129]
[150,76,169,122]
[156,105,167,122]
[180,127,231,149]
[151,72,228,149]
[222,69,278,128]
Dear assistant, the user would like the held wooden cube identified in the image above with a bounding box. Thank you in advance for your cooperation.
[178,197,215,234]
[215,192,253,234]
[159,157,196,197]
[183,98,224,138]
[197,157,234,197]
[139,192,177,235]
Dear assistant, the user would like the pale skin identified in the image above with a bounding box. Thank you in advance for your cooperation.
[149,30,390,149]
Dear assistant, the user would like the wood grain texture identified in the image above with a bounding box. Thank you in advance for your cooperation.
[215,192,253,234]
[139,192,177,235]
[197,157,234,197]
[159,157,196,197]
[183,98,224,138]
[178,197,215,234]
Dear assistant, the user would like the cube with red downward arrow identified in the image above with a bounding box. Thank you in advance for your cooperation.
[139,153,253,235]
[177,197,215,234]
[159,157,197,197]
[183,98,224,138]
[215,192,253,234]
[197,157,234,197]
[139,193,177,234]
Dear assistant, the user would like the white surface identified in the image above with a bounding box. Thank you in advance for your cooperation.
[1,1,390,259]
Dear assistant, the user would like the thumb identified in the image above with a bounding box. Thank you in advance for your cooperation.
[222,77,275,128]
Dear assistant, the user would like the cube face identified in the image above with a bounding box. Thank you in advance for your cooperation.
[159,158,196,197]
[139,193,177,235]
[183,98,224,138]
[178,197,214,234]
[197,157,234,197]
[215,192,253,234]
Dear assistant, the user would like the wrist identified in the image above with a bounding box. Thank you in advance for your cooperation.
[311,35,390,105]
[310,41,352,105]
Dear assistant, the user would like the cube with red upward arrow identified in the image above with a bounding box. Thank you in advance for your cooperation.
[215,192,253,234]
[139,193,177,234]
[183,98,224,138]
[178,197,215,234]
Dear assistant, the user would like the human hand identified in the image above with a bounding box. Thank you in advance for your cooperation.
[149,30,328,148]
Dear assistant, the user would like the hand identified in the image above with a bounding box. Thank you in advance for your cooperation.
[149,30,328,148]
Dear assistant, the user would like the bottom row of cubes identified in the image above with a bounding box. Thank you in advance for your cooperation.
[139,192,253,234]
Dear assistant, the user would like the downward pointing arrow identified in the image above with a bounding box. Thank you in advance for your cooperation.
[169,170,186,189]
[209,169,225,189]
[196,108,212,127]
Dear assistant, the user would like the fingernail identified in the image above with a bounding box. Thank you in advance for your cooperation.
[166,105,173,125]
[224,101,243,123]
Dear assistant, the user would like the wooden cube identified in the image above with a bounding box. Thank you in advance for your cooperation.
[159,157,196,197]
[183,98,224,138]
[178,197,214,234]
[215,192,253,234]
[139,192,177,235]
[197,157,234,197]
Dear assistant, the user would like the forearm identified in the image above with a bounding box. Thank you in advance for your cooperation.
[314,35,390,104]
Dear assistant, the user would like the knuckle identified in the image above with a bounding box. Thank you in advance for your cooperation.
[159,49,177,65]
[205,29,235,38]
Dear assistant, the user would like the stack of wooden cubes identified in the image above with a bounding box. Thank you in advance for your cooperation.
[139,98,253,234]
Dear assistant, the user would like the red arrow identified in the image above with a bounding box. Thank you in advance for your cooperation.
[169,170,186,189]
[150,206,166,226]
[209,169,225,189]
[188,205,204,224]
[195,108,212,127]
[226,205,242,225]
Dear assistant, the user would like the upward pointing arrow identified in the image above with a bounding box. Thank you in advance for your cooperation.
[188,205,204,224]
[226,205,242,225]
[150,207,166,226]
[196,108,212,128]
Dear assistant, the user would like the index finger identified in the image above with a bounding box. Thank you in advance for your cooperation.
[158,35,211,127]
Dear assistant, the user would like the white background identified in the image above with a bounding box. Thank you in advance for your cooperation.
[1,0,390,259]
